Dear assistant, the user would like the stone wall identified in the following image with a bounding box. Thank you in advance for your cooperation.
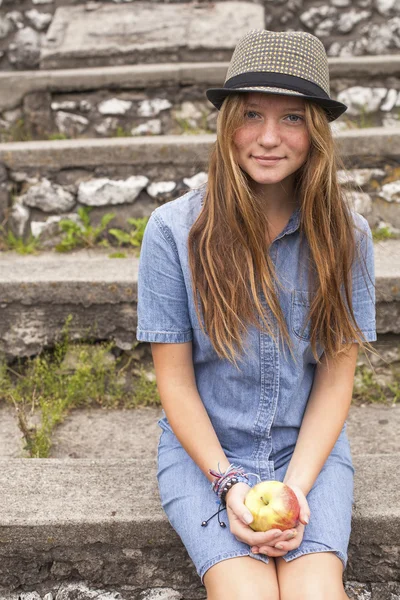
[0,579,400,600]
[0,0,399,72]
[5,162,400,249]
[1,77,399,144]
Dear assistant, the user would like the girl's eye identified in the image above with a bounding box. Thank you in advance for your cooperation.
[286,114,304,123]
[244,110,259,119]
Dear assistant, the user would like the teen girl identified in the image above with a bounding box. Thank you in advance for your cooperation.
[137,29,377,600]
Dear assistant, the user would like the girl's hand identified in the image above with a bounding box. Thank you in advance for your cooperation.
[249,483,311,557]
[225,483,295,552]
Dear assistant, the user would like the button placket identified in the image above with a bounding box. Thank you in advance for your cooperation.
[251,244,281,480]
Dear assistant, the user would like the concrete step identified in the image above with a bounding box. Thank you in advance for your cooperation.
[0,248,138,357]
[0,56,399,141]
[1,128,399,171]
[0,454,398,591]
[0,240,399,357]
[40,3,264,70]
[1,128,399,247]
[1,403,399,460]
[1,56,399,114]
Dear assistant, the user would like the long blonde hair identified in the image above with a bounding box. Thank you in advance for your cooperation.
[188,93,378,369]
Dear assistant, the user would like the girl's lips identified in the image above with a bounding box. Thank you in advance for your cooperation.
[253,156,284,164]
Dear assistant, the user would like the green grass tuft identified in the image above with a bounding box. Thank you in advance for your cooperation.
[0,316,159,457]
[371,226,398,242]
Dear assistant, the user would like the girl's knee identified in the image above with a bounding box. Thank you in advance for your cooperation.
[277,552,346,600]
[207,588,279,600]
[204,555,280,600]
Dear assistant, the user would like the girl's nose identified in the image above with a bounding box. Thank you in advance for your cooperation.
[257,120,282,146]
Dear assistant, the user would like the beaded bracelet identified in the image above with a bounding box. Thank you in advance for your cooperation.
[209,463,250,503]
[201,463,260,528]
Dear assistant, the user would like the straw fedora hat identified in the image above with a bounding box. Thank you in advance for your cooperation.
[206,29,348,122]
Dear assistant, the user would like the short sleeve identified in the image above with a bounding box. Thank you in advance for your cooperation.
[348,215,377,343]
[136,211,193,343]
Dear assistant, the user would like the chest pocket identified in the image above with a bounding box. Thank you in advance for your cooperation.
[291,289,312,341]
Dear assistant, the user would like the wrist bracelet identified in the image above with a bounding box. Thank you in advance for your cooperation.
[209,463,250,502]
[201,463,260,528]
[219,474,249,504]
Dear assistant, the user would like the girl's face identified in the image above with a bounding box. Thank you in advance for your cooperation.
[233,92,311,194]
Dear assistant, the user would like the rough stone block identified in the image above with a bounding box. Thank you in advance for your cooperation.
[0,182,9,225]
[371,582,400,599]
[41,3,265,69]
[0,456,398,589]
[0,163,7,183]
[0,250,138,358]
[23,91,53,139]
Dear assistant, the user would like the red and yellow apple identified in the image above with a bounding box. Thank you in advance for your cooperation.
[244,480,300,532]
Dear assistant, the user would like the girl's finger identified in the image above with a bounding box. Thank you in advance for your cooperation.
[256,545,288,556]
[300,513,310,526]
[274,535,302,551]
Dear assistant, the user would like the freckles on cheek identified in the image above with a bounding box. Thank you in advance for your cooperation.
[233,127,251,150]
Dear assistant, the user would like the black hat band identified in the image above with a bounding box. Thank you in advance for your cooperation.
[224,72,331,100]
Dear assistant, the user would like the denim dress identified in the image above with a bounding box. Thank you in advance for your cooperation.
[136,184,377,583]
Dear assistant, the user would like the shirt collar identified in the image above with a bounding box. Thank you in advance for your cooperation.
[276,204,301,240]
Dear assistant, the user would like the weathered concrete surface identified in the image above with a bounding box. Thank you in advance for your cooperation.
[374,239,400,334]
[0,249,138,356]
[0,183,9,225]
[347,454,400,583]
[1,55,399,112]
[0,455,398,588]
[40,3,264,69]
[0,135,212,170]
[0,63,227,113]
[374,239,400,302]
[0,579,399,600]
[1,403,399,460]
[0,248,138,302]
[0,458,198,590]
[0,240,399,357]
[0,581,195,600]
[0,128,399,172]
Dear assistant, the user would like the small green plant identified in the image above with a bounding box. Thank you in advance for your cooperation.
[358,105,376,129]
[109,251,127,258]
[0,316,160,457]
[175,117,204,135]
[174,107,214,135]
[48,132,68,141]
[352,363,400,405]
[114,125,132,138]
[56,206,115,252]
[109,217,148,252]
[387,369,400,405]
[8,118,33,142]
[0,227,41,254]
[125,366,159,408]
[371,226,397,242]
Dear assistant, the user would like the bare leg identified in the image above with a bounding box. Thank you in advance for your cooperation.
[204,555,280,600]
[276,552,349,600]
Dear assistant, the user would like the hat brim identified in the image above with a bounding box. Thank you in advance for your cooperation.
[206,87,348,122]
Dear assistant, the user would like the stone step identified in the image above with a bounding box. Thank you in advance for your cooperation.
[1,0,399,75]
[0,56,399,140]
[0,55,400,142]
[2,127,399,170]
[0,127,400,249]
[40,2,264,70]
[0,454,398,591]
[0,240,399,358]
[1,403,400,460]
[1,56,399,114]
